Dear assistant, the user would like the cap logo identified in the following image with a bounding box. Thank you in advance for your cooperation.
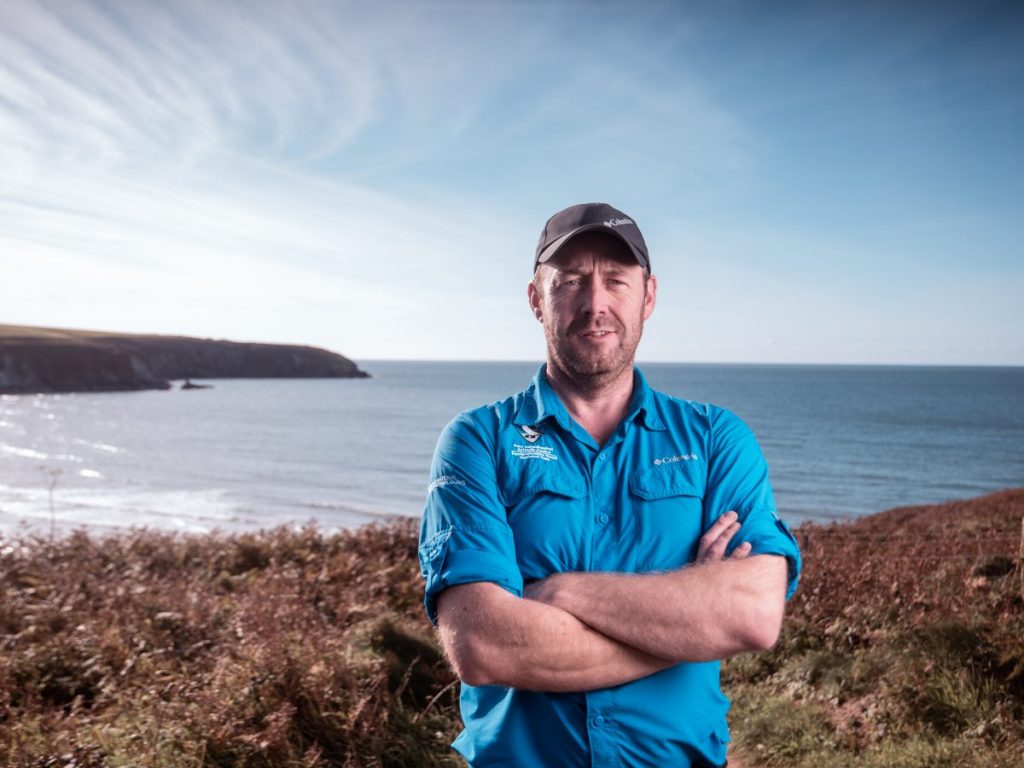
[603,217,633,228]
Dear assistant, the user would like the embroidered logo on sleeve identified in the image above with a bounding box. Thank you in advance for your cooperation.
[653,452,699,466]
[427,475,467,493]
[512,444,558,461]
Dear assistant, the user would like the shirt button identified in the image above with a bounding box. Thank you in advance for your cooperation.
[592,715,605,728]
[598,453,608,461]
[597,514,609,524]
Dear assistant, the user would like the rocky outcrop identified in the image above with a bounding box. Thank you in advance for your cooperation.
[0,325,369,394]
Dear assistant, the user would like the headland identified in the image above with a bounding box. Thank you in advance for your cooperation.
[0,324,368,395]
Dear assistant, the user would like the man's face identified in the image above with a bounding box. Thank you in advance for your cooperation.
[528,232,656,383]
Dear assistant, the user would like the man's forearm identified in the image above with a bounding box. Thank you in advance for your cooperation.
[437,582,673,692]
[526,555,788,662]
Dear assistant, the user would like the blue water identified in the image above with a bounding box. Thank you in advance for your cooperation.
[1,362,1022,536]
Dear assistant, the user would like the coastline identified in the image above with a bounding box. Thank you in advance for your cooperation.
[0,324,368,395]
[1,489,1022,766]
[3,362,1021,538]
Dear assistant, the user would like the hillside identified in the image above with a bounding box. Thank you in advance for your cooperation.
[724,488,1024,767]
[0,324,368,394]
[0,489,1021,766]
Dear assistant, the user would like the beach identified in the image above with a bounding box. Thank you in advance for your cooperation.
[2,488,1022,767]
[4,362,1023,538]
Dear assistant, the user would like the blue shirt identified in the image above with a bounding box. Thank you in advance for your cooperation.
[419,366,801,768]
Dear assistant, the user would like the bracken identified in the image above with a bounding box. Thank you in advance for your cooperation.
[2,489,1023,767]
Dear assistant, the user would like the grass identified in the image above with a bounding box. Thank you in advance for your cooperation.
[0,324,148,342]
[2,488,1023,766]
[1,522,462,767]
[723,488,1024,767]
[0,324,170,340]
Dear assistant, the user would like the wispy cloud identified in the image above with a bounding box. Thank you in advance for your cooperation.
[1,1,1020,363]
[1,1,750,356]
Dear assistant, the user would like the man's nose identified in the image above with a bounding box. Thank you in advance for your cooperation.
[580,280,611,315]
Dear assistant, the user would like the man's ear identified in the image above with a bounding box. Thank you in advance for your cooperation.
[643,274,657,321]
[527,279,544,322]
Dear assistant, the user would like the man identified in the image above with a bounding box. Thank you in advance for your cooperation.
[419,202,801,767]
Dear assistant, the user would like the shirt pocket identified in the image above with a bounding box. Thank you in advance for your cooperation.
[502,464,587,579]
[629,459,707,571]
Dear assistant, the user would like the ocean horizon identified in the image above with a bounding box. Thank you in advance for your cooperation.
[2,360,1022,538]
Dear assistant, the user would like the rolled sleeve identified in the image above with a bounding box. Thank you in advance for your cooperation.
[419,524,524,625]
[419,412,523,625]
[705,407,802,599]
[735,506,802,599]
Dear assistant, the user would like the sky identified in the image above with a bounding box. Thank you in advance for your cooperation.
[1,0,1022,365]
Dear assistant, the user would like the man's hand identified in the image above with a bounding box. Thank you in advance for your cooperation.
[524,575,558,604]
[697,510,752,562]
[527,511,750,603]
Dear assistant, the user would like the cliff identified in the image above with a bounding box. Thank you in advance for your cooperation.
[0,324,369,394]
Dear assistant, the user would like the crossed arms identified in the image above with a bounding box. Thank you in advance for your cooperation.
[435,511,788,692]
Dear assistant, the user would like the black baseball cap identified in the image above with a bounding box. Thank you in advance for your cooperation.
[534,202,650,272]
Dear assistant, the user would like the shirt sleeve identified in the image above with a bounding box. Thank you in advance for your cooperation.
[419,410,524,625]
[704,407,802,600]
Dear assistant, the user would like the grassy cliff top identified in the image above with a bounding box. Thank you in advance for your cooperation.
[0,324,273,344]
[0,324,148,343]
[725,488,1024,767]
[0,324,367,394]
[1,489,1022,767]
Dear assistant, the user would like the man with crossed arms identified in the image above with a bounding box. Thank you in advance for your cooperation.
[419,203,802,767]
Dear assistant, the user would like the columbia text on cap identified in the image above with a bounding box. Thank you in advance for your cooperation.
[534,202,650,272]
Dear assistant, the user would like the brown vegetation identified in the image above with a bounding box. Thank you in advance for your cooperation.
[0,521,459,767]
[725,488,1024,767]
[2,489,1022,766]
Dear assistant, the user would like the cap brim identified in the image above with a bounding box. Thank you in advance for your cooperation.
[535,223,649,270]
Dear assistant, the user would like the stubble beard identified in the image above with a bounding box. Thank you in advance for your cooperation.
[545,311,644,392]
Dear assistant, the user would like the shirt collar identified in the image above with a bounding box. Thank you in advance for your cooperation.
[513,364,665,432]
[627,366,666,431]
[513,365,573,431]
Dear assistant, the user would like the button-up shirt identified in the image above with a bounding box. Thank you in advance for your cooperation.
[419,365,801,767]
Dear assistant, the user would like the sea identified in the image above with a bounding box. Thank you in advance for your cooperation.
[1,361,1022,538]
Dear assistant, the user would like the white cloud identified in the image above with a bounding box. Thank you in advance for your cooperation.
[7,2,1011,364]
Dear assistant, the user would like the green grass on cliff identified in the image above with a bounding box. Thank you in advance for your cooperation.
[724,489,1024,768]
[0,324,153,341]
[2,489,1023,767]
